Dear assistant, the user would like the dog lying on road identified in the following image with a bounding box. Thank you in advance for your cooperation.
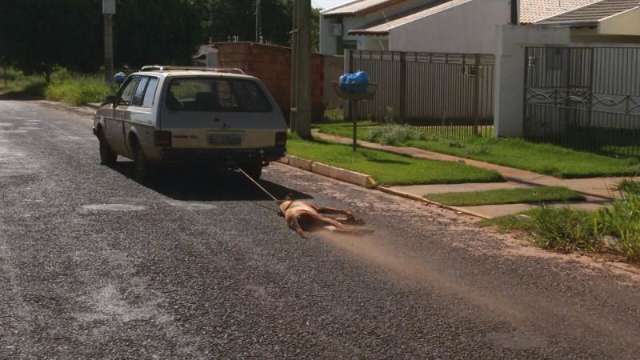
[278,199,372,238]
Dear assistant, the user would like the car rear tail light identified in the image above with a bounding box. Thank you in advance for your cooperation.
[275,132,287,146]
[154,131,172,147]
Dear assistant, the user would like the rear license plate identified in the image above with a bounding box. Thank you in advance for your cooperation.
[208,133,242,146]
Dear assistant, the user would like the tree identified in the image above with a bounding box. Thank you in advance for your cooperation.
[0,0,296,76]
[195,0,292,45]
[0,0,204,76]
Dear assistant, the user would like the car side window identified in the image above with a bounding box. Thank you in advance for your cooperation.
[142,78,159,108]
[132,77,149,106]
[119,77,140,105]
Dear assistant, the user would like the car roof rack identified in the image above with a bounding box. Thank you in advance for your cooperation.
[139,65,245,75]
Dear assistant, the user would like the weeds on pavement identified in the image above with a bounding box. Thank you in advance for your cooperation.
[483,181,640,262]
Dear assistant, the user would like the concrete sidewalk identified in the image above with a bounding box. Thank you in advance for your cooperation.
[313,131,638,201]
[312,131,640,218]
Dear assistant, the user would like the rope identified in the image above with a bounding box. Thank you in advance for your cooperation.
[237,168,280,202]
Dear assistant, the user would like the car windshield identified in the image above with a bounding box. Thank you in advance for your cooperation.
[166,78,272,113]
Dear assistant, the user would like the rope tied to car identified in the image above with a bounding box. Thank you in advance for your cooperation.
[237,168,279,202]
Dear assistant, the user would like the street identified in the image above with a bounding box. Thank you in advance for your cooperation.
[1,100,640,359]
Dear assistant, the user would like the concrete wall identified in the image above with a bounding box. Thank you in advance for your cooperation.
[599,8,640,36]
[358,37,389,51]
[493,25,571,137]
[319,16,338,55]
[388,0,510,54]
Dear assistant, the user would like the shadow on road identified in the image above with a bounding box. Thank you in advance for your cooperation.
[110,162,313,202]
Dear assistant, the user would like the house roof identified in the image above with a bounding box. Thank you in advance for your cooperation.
[519,0,603,23]
[537,0,640,26]
[321,0,407,16]
[341,0,638,36]
[348,0,471,35]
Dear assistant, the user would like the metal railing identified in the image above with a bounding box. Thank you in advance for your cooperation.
[347,50,495,138]
[524,46,640,157]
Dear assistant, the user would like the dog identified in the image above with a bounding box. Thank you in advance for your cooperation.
[278,198,371,239]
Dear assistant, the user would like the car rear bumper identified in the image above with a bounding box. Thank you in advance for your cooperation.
[159,146,286,166]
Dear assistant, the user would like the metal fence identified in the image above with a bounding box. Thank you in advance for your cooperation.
[347,50,495,138]
[524,46,640,157]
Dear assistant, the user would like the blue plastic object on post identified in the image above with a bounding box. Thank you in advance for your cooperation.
[339,71,369,94]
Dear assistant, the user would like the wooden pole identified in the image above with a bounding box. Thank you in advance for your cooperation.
[293,0,312,139]
[104,14,114,84]
[255,0,262,42]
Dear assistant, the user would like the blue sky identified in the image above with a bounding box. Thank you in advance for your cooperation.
[312,0,345,10]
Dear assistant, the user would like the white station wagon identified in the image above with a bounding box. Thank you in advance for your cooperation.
[93,66,287,182]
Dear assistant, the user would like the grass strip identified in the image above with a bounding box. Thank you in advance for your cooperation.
[316,122,640,179]
[287,136,503,186]
[425,186,585,207]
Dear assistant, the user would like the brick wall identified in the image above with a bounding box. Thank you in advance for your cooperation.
[213,42,335,121]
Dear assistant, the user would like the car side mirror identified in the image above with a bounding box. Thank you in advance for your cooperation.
[102,95,117,106]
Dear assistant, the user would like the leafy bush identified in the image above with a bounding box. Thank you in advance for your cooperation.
[0,66,24,81]
[323,108,344,123]
[617,180,640,196]
[366,124,425,145]
[0,66,46,97]
[45,68,111,106]
[530,207,603,252]
[598,194,640,261]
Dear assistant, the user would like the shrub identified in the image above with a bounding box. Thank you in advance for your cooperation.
[366,124,425,145]
[323,108,344,123]
[599,194,640,261]
[528,207,603,252]
[49,66,73,84]
[617,180,640,196]
[0,67,47,97]
[45,68,111,106]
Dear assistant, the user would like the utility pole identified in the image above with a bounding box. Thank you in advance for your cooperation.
[290,0,312,139]
[103,0,116,84]
[256,0,262,42]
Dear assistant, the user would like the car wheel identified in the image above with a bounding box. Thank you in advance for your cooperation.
[132,143,151,184]
[98,133,117,166]
[241,162,263,180]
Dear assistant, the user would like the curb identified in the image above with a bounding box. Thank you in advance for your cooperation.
[279,155,377,189]
[279,155,487,219]
[377,187,490,220]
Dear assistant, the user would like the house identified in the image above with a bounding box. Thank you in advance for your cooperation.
[319,0,436,54]
[538,0,640,44]
[321,0,640,138]
[319,0,640,55]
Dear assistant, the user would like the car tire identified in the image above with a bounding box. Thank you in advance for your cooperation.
[132,142,151,184]
[98,132,117,166]
[242,162,263,180]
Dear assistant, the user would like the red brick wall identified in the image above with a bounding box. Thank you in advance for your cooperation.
[213,42,327,121]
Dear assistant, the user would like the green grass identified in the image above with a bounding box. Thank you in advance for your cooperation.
[286,135,503,186]
[317,122,640,178]
[45,68,112,106]
[0,67,47,98]
[481,207,603,253]
[617,180,640,196]
[425,186,585,207]
[482,192,640,261]
[0,66,112,105]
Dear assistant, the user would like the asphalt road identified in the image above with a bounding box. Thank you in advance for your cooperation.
[1,100,640,359]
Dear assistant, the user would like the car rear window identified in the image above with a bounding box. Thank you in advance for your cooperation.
[166,78,272,113]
